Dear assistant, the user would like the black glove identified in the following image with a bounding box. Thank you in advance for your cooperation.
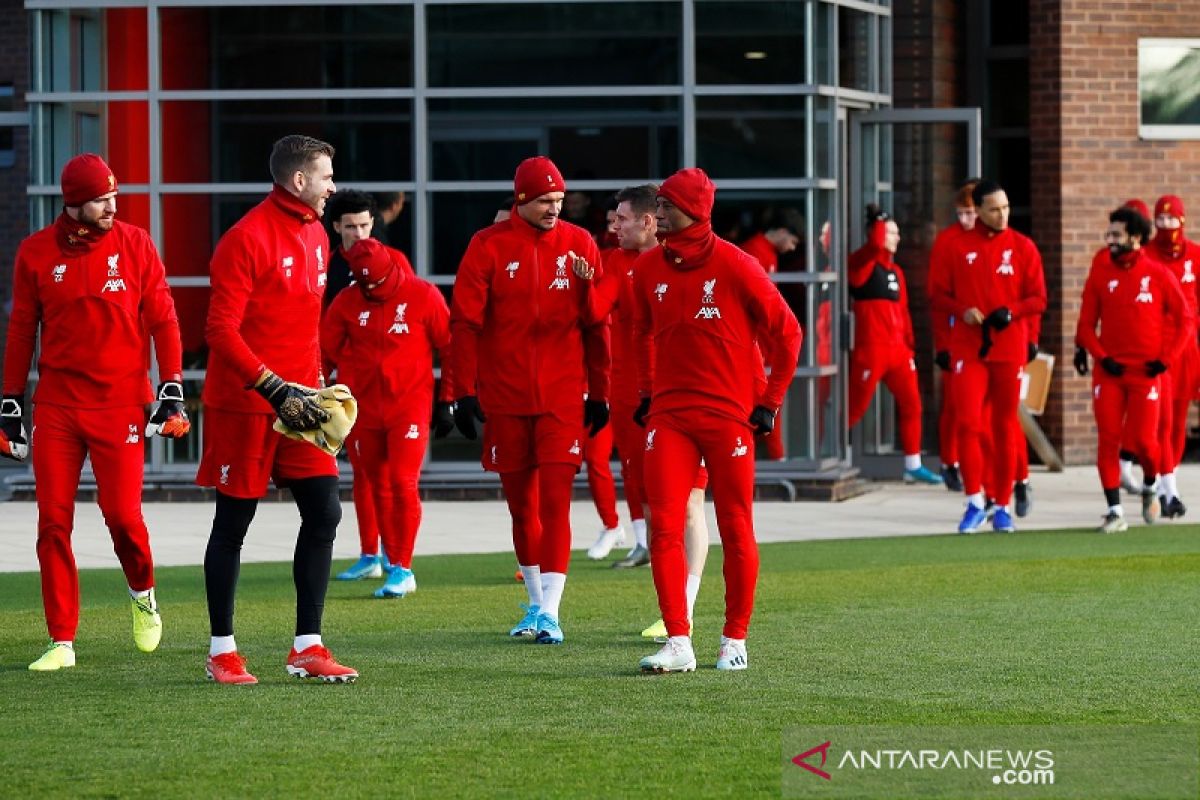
[1146,360,1168,378]
[145,381,191,438]
[254,370,328,432]
[934,350,951,372]
[633,397,651,428]
[454,395,486,440]
[985,307,1012,331]
[432,401,456,439]
[1100,357,1125,377]
[1073,346,1090,376]
[749,405,776,435]
[978,319,995,359]
[0,394,28,462]
[1026,343,1039,364]
[584,398,610,437]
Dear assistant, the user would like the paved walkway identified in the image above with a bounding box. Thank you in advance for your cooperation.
[0,464,1191,573]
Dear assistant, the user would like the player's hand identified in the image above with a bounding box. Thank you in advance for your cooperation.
[1073,346,1090,376]
[0,395,28,462]
[584,398,609,437]
[454,395,486,440]
[568,250,594,281]
[254,369,328,432]
[145,381,191,438]
[749,405,776,435]
[1026,342,1039,364]
[934,350,951,372]
[633,397,651,428]
[432,402,456,439]
[963,308,985,326]
[985,307,1013,331]
[1146,360,1168,378]
[1100,357,1125,377]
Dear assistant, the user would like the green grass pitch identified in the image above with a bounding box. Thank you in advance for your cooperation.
[2,527,1199,798]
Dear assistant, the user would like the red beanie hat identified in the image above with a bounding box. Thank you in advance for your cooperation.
[1122,198,1151,222]
[513,156,565,205]
[61,154,118,206]
[345,238,394,284]
[658,167,715,223]
[1155,195,1186,224]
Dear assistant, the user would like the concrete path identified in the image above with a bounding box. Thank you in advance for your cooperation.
[0,464,1191,573]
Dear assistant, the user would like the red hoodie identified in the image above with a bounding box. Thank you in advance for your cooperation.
[929,223,1047,363]
[3,215,182,406]
[203,186,331,413]
[927,222,969,353]
[321,246,452,429]
[1147,195,1200,330]
[739,233,778,274]
[448,214,609,414]
[1076,249,1190,367]
[847,238,915,352]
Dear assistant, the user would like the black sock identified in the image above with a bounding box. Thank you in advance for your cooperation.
[1104,488,1120,509]
[290,476,341,636]
[1118,449,1138,463]
[204,492,259,637]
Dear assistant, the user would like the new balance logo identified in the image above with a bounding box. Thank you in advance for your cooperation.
[1185,260,1195,283]
[1107,279,1119,293]
[282,255,293,277]
[125,424,140,444]
[316,245,324,271]
[52,264,67,282]
[655,283,668,302]
[506,261,519,279]
[358,311,371,327]
[965,252,978,265]
[102,278,127,293]
[220,464,230,485]
[645,429,656,451]
[568,439,581,455]
[491,446,498,464]
[317,272,327,287]
[1149,385,1160,401]
[731,437,748,457]
[861,369,872,382]
[405,424,420,439]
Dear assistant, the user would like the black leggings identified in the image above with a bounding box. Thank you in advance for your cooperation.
[204,476,341,637]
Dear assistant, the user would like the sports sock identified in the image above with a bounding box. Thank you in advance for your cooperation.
[903,454,921,470]
[1119,458,1135,485]
[209,635,236,657]
[1104,487,1120,508]
[54,640,74,649]
[966,492,985,508]
[1108,505,1124,516]
[519,565,543,606]
[1162,472,1179,500]
[293,634,322,651]
[540,572,566,619]
[685,574,702,621]
[632,518,648,548]
[128,586,152,600]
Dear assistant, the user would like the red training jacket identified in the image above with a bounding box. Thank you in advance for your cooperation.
[203,186,330,413]
[631,236,802,423]
[1076,249,1191,367]
[448,214,609,415]
[3,218,182,406]
[847,241,915,352]
[1143,239,1200,335]
[926,222,968,353]
[321,257,452,430]
[739,233,778,274]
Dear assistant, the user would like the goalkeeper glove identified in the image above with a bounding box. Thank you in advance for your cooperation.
[145,381,191,438]
[0,395,28,461]
[254,369,328,432]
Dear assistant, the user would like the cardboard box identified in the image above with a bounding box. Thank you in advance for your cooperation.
[1020,352,1056,415]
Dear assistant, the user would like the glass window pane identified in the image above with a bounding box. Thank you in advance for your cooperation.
[814,95,835,178]
[815,2,834,86]
[429,96,679,182]
[986,58,1030,129]
[161,100,412,183]
[427,3,680,87]
[39,10,106,92]
[431,192,518,277]
[694,1,806,85]
[33,101,146,185]
[696,95,807,178]
[838,7,872,92]
[160,7,413,90]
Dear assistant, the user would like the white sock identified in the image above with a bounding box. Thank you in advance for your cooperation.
[539,572,566,619]
[1144,477,1159,494]
[519,565,543,606]
[53,640,74,649]
[1120,459,1135,483]
[668,634,692,649]
[1162,472,1179,500]
[209,635,237,657]
[967,492,985,508]
[632,518,648,548]
[293,634,322,652]
[685,574,702,621]
[128,586,152,600]
[904,454,921,470]
[1108,505,1124,516]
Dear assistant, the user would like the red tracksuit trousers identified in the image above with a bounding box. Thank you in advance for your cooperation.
[643,409,758,640]
[33,403,154,641]
[347,429,381,556]
[848,347,923,456]
[938,370,959,466]
[1094,372,1161,490]
[583,420,619,530]
[610,401,647,521]
[353,424,428,569]
[953,359,1022,506]
[499,463,578,574]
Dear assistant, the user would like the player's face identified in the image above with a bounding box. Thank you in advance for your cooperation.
[977,190,1010,231]
[772,230,799,254]
[77,192,117,230]
[333,211,374,251]
[614,200,655,251]
[1156,213,1182,231]
[516,192,564,231]
[655,197,694,234]
[606,209,618,234]
[298,154,336,217]
[884,220,900,254]
[1105,221,1137,256]
[955,205,976,231]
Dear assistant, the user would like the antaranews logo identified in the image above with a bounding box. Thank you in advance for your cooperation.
[790,739,1053,785]
[791,741,832,780]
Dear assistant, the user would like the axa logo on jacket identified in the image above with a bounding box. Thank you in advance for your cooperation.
[547,255,571,290]
[695,276,722,320]
[1135,275,1154,304]
[996,249,1015,275]
[102,278,127,293]
[389,302,410,334]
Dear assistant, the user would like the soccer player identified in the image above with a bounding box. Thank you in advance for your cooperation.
[448,156,610,645]
[1076,206,1189,531]
[321,238,454,597]
[847,205,941,485]
[930,179,1047,534]
[632,168,801,673]
[198,135,357,685]
[927,180,978,491]
[3,153,188,671]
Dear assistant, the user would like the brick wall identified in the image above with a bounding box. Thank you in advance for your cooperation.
[1030,0,1200,464]
[0,0,29,347]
